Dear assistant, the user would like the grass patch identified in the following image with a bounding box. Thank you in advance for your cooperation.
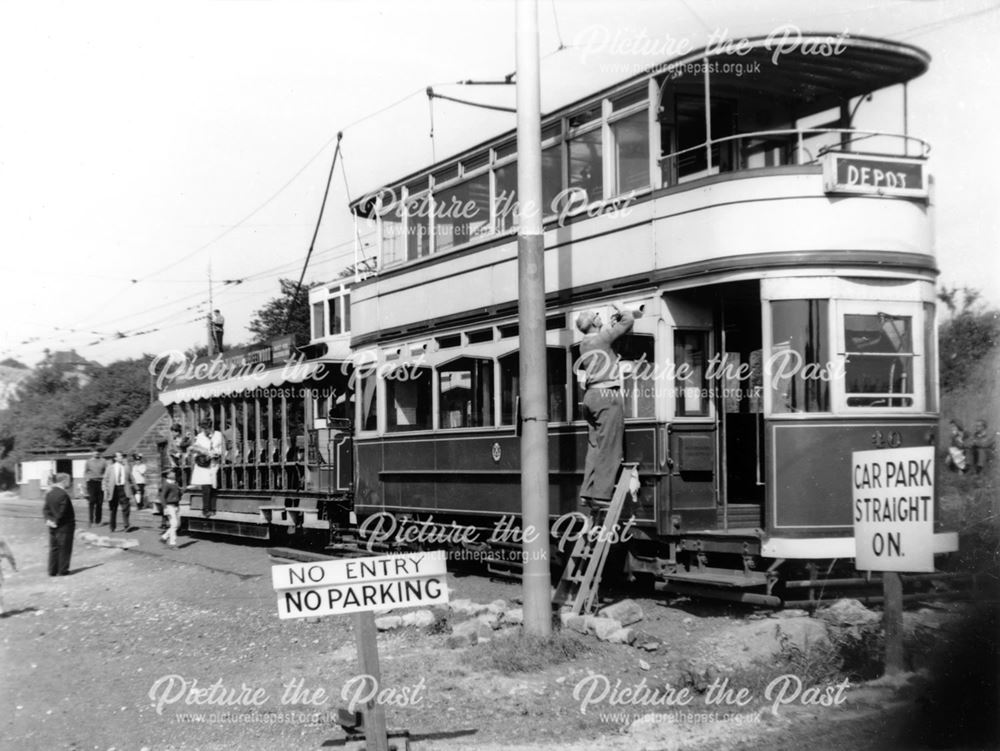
[464,631,592,674]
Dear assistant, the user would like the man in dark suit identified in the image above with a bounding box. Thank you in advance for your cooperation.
[101,452,135,533]
[43,472,75,576]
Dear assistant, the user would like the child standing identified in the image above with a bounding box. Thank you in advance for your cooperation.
[159,469,182,548]
[0,539,17,615]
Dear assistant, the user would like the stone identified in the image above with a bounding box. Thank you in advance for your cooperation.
[473,620,495,642]
[562,614,592,635]
[639,642,660,652]
[477,611,502,630]
[711,618,830,668]
[449,619,481,645]
[817,598,880,628]
[486,599,508,614]
[598,599,644,626]
[502,608,523,626]
[772,608,810,619]
[445,631,477,649]
[638,659,651,671]
[401,609,435,628]
[374,616,403,631]
[606,627,635,644]
[448,598,473,613]
[589,617,623,641]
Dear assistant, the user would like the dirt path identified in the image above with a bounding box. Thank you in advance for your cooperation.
[1,494,991,750]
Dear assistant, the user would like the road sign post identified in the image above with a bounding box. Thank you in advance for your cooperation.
[852,446,935,675]
[272,551,449,750]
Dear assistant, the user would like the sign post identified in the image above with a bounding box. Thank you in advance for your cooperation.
[852,446,935,675]
[272,550,449,750]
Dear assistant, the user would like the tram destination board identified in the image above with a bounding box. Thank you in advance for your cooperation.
[272,550,449,619]
[852,447,935,573]
[822,153,927,198]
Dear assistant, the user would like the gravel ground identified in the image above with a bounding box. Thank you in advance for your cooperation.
[2,493,995,751]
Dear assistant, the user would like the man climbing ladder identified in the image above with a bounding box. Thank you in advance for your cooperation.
[575,300,642,512]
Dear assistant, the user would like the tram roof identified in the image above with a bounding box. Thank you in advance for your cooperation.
[350,33,929,217]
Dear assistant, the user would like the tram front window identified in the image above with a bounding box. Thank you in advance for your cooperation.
[844,313,914,407]
[770,300,830,413]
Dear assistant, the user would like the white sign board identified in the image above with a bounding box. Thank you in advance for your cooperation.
[852,447,935,573]
[272,550,449,620]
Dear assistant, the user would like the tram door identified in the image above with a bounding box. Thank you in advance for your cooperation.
[718,286,765,529]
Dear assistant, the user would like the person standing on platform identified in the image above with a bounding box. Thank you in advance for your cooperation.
[102,452,135,533]
[190,420,223,516]
[43,473,75,576]
[210,310,225,353]
[575,302,640,511]
[159,469,182,548]
[83,449,106,527]
[131,454,147,509]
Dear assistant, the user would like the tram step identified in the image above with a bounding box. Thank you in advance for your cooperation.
[663,567,768,588]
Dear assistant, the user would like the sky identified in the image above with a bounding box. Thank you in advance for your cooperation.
[1,0,998,367]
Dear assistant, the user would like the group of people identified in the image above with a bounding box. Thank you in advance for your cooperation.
[947,418,996,474]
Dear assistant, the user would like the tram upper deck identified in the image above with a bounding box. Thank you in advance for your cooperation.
[348,34,934,346]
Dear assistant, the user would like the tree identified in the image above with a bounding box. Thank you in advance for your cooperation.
[0,358,28,369]
[247,278,311,345]
[938,287,999,392]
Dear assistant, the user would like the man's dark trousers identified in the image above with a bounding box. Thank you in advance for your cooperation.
[580,386,625,502]
[86,479,103,525]
[48,523,74,576]
[108,486,129,532]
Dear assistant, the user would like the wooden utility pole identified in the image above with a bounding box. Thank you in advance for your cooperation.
[515,0,552,637]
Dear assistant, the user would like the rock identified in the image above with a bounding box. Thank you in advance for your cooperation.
[772,608,810,619]
[477,611,502,630]
[502,608,523,626]
[445,630,477,649]
[638,659,651,670]
[401,609,435,628]
[374,616,403,631]
[598,599,644,626]
[486,599,508,614]
[589,617,623,641]
[639,642,661,652]
[473,620,495,642]
[561,614,592,635]
[817,598,880,628]
[606,627,635,644]
[712,618,830,668]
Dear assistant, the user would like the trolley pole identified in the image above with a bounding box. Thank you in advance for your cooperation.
[515,0,552,637]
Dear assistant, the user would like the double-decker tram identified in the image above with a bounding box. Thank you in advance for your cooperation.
[342,33,957,602]
[158,33,959,603]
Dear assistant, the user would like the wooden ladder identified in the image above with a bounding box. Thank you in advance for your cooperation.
[552,463,639,615]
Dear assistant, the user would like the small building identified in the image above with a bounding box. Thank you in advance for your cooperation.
[18,447,97,500]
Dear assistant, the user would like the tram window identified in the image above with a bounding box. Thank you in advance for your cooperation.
[406,196,431,260]
[674,330,710,417]
[843,312,914,408]
[312,302,325,339]
[500,348,568,425]
[610,110,650,195]
[568,128,603,204]
[542,145,562,216]
[434,173,490,253]
[770,300,830,413]
[359,372,378,432]
[618,334,655,418]
[386,366,431,432]
[439,357,494,429]
[329,297,342,336]
[379,203,406,266]
[923,302,938,412]
[495,161,519,232]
